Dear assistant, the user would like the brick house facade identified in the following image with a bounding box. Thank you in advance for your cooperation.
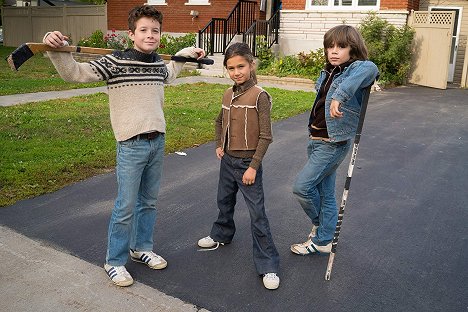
[107,0,265,34]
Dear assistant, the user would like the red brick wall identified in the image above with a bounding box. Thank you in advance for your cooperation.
[281,0,418,10]
[380,0,419,10]
[282,0,306,10]
[107,0,262,33]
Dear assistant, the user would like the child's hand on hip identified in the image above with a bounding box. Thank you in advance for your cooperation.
[330,99,343,118]
[216,147,224,159]
[243,167,257,185]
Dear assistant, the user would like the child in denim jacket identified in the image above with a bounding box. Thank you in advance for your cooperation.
[291,25,379,255]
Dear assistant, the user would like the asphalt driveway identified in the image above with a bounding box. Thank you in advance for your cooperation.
[0,85,467,312]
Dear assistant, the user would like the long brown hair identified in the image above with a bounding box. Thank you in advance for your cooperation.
[323,25,368,62]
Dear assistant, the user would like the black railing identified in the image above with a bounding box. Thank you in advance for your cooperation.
[199,0,257,55]
[243,9,280,56]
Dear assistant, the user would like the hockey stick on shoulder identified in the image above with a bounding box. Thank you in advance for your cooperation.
[324,83,374,281]
[6,43,214,71]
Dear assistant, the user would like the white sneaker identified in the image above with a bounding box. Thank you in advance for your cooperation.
[263,273,280,290]
[290,239,332,255]
[104,264,134,287]
[197,236,224,250]
[308,224,319,239]
[130,250,167,270]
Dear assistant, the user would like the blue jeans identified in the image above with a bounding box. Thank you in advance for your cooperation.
[210,154,280,275]
[292,139,351,245]
[106,134,165,266]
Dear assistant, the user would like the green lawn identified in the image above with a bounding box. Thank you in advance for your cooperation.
[0,45,198,95]
[0,83,315,207]
[1,46,105,95]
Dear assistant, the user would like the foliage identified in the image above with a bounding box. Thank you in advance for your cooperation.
[158,33,196,55]
[258,49,325,80]
[0,84,314,207]
[256,36,274,69]
[77,29,106,48]
[104,30,132,50]
[359,13,415,85]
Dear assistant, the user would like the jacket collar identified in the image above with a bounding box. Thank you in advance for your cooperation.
[232,78,255,95]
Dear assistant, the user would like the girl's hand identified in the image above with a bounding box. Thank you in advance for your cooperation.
[242,167,257,185]
[330,99,343,118]
[192,47,206,60]
[216,147,224,159]
[43,31,69,48]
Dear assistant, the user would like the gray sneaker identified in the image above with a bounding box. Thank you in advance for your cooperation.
[197,236,225,250]
[104,264,134,287]
[130,249,167,270]
[263,273,280,290]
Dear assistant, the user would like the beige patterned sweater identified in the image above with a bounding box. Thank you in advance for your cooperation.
[46,46,196,141]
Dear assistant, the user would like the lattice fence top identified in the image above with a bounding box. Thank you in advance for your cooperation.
[413,11,454,26]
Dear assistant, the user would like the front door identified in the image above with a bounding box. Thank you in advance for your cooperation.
[430,7,462,82]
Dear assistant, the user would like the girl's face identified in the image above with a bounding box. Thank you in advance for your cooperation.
[128,17,161,54]
[326,43,352,66]
[226,55,254,85]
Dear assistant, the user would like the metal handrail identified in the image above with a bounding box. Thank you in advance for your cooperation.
[243,9,280,56]
[198,0,257,55]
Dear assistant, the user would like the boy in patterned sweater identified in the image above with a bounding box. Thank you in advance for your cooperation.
[43,5,205,287]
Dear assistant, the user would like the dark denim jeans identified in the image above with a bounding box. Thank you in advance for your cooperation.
[210,153,280,275]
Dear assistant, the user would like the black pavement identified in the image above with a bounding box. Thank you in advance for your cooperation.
[1,85,467,311]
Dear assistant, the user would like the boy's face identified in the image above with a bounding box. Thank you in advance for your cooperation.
[326,43,351,66]
[128,16,161,54]
[226,55,254,85]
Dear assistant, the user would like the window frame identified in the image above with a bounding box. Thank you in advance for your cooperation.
[306,0,380,11]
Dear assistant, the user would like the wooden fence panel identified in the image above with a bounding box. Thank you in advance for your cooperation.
[1,5,107,47]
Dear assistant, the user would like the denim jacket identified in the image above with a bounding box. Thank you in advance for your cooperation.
[312,60,379,142]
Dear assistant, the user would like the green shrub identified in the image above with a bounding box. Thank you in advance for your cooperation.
[78,30,106,48]
[158,33,196,55]
[257,49,325,80]
[359,13,415,85]
[256,36,274,69]
[78,30,196,53]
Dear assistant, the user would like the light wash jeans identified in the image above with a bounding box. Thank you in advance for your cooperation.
[210,154,280,275]
[106,134,165,266]
[292,139,351,245]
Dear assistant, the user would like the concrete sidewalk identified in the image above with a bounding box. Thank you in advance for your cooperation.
[0,75,313,107]
[0,225,208,312]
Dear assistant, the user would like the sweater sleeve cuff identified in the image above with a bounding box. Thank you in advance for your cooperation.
[250,158,261,171]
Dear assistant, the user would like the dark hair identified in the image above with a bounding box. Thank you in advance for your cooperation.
[128,5,163,33]
[323,25,368,61]
[223,42,257,83]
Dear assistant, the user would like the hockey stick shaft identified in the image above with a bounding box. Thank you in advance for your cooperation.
[325,84,372,281]
[6,43,214,71]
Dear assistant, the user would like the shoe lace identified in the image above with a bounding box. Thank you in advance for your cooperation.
[114,266,131,277]
[198,241,224,252]
[264,273,277,280]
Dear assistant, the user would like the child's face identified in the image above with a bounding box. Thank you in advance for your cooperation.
[326,43,352,66]
[128,16,161,54]
[226,55,253,85]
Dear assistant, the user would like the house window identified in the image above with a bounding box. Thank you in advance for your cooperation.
[185,0,211,5]
[146,0,167,5]
[307,0,378,9]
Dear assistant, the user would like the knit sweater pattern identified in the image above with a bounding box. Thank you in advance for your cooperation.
[47,47,194,141]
